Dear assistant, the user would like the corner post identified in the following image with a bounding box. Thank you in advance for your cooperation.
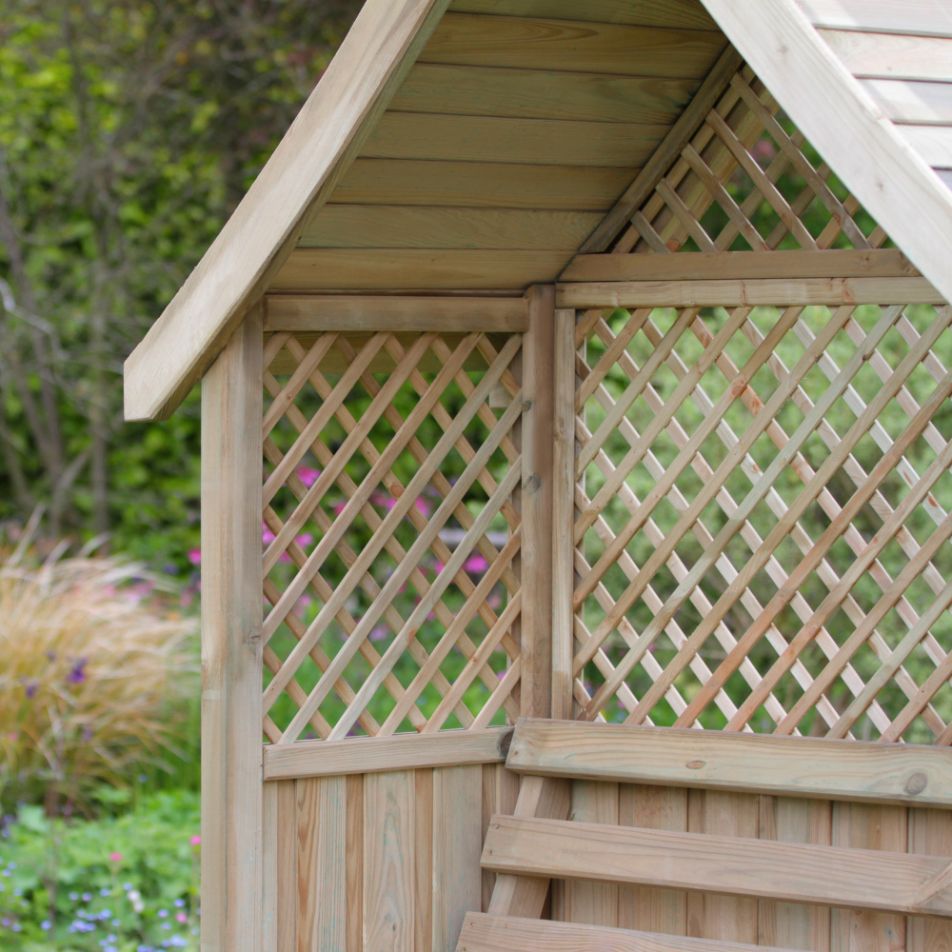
[200,308,264,952]
[520,285,556,718]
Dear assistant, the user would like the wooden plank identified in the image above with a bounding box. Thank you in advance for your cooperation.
[433,766,484,950]
[199,312,264,952]
[345,775,364,952]
[564,782,620,927]
[820,29,952,82]
[506,720,952,807]
[830,803,908,950]
[415,769,434,951]
[521,285,555,719]
[363,112,668,167]
[272,249,570,291]
[618,785,688,938]
[580,46,743,253]
[482,815,952,915]
[334,159,635,210]
[263,727,511,780]
[300,206,602,251]
[393,63,699,123]
[799,0,952,38]
[909,808,952,951]
[698,0,952,317]
[863,78,952,125]
[421,13,726,78]
[902,123,952,168]
[363,770,417,950]
[563,248,919,282]
[481,763,520,910]
[448,0,720,31]
[551,308,577,721]
[124,0,451,420]
[556,276,945,307]
[457,912,804,952]
[265,295,529,333]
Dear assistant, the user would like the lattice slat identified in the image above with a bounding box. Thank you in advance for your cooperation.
[262,330,525,742]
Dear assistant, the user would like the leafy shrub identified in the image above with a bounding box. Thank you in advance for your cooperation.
[0,543,197,813]
[0,788,200,950]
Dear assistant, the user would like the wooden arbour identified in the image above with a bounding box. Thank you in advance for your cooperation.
[124,1,952,949]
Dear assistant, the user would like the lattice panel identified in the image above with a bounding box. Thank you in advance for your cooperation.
[571,300,952,743]
[612,67,887,255]
[261,331,524,743]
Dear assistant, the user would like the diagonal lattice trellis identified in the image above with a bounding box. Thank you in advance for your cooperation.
[570,299,952,743]
[611,66,888,256]
[260,330,525,744]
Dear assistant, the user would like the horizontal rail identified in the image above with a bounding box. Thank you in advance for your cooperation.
[265,293,530,333]
[556,276,946,308]
[561,248,920,283]
[263,726,512,781]
[481,816,952,916]
[506,720,952,808]
[458,913,803,952]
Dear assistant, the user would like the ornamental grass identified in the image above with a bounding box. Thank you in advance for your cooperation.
[0,542,196,813]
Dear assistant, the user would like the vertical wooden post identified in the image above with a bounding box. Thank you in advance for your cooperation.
[521,285,555,719]
[552,308,577,721]
[201,309,264,952]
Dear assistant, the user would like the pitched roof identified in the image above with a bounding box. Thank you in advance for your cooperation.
[125,0,952,421]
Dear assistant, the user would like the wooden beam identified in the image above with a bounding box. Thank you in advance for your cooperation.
[124,0,451,420]
[263,728,511,781]
[264,294,529,333]
[506,720,952,808]
[562,248,920,283]
[458,913,803,952]
[698,0,952,308]
[556,276,944,308]
[200,312,264,951]
[482,815,952,916]
[579,44,743,254]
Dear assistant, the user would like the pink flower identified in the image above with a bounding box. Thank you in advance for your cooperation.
[464,554,489,575]
[297,466,321,488]
[295,533,314,548]
[262,527,276,545]
[176,912,188,924]
[187,549,201,566]
[190,835,201,847]
[414,498,431,517]
[109,851,123,864]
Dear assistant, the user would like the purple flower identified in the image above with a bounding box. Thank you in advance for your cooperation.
[22,680,38,699]
[67,658,88,685]
[187,549,201,566]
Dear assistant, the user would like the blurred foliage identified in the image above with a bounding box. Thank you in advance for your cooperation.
[0,0,359,570]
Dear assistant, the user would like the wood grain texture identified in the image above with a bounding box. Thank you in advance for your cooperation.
[124,0,450,420]
[506,720,952,807]
[392,63,699,123]
[333,159,634,210]
[863,78,952,125]
[199,313,264,952]
[908,808,952,951]
[420,13,725,78]
[902,124,952,169]
[457,912,803,951]
[820,29,952,82]
[564,782,620,927]
[301,206,602,251]
[482,814,952,915]
[799,0,952,38]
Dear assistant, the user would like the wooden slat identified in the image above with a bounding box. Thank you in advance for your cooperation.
[909,808,952,951]
[902,124,952,168]
[363,112,668,167]
[420,13,726,78]
[800,0,952,38]
[273,248,570,291]
[265,294,529,333]
[199,312,264,952]
[556,276,944,307]
[482,815,952,916]
[580,45,743,253]
[264,727,511,780]
[563,248,919,282]
[392,63,699,123]
[334,159,635,210]
[863,78,952,125]
[505,720,952,807]
[301,206,602,251]
[124,0,451,420]
[457,912,804,952]
[448,0,720,31]
[820,29,952,83]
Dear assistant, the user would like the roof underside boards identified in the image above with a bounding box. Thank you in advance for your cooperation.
[272,0,727,292]
[798,0,952,189]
